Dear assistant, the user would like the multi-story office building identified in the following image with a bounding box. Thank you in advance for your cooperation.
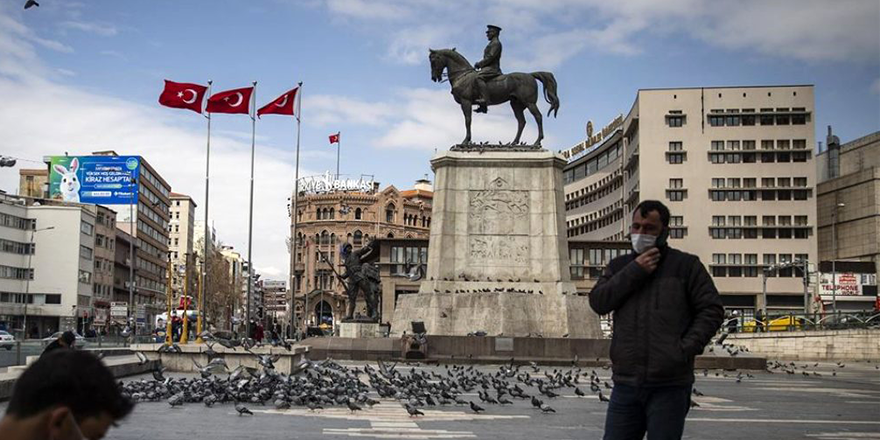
[289,177,433,329]
[168,192,196,301]
[90,205,117,330]
[563,85,818,317]
[815,129,879,311]
[0,193,97,337]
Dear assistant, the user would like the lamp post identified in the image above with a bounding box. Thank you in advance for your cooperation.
[23,225,54,339]
[831,202,845,317]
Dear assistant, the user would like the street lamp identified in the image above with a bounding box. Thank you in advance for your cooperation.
[23,225,54,339]
[831,202,845,317]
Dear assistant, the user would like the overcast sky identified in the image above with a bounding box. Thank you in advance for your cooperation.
[1,0,878,279]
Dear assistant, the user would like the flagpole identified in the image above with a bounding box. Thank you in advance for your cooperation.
[198,80,212,342]
[336,131,341,180]
[246,81,257,340]
[291,81,303,340]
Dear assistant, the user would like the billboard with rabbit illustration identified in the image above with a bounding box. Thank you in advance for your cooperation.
[49,155,140,204]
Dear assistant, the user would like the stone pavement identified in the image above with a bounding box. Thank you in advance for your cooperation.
[3,361,879,439]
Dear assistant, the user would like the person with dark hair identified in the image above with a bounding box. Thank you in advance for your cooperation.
[40,331,76,358]
[590,200,724,440]
[0,349,134,440]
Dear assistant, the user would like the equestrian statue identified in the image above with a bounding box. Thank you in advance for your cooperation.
[429,25,560,146]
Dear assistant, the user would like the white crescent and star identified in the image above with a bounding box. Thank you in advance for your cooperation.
[275,95,289,107]
[182,89,198,104]
[223,92,244,107]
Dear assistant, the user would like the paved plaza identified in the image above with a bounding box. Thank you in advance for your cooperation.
[7,360,871,440]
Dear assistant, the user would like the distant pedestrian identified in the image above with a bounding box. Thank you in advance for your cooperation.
[40,331,76,358]
[727,310,739,334]
[0,350,134,440]
[590,200,724,440]
[754,309,764,333]
[255,324,264,343]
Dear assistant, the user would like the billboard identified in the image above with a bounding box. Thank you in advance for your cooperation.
[49,155,139,205]
[818,272,877,296]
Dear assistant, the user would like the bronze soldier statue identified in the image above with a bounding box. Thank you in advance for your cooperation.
[473,24,502,114]
[340,241,380,322]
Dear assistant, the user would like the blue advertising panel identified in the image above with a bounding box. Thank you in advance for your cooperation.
[49,156,139,204]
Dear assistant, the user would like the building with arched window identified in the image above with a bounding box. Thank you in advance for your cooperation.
[289,178,433,331]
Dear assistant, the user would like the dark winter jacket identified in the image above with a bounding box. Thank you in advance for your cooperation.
[589,246,724,387]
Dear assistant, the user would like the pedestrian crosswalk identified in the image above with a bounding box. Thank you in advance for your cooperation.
[253,399,529,439]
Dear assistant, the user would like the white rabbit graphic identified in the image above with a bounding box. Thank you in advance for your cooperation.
[53,158,81,203]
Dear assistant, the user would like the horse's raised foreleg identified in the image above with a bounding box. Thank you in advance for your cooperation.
[526,102,543,145]
[460,101,473,145]
[511,100,526,145]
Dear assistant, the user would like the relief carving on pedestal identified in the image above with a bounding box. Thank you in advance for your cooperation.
[467,176,530,266]
[469,236,529,265]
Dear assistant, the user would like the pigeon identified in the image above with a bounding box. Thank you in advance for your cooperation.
[406,405,424,417]
[24,0,39,9]
[347,400,363,412]
[469,401,485,413]
[598,391,610,402]
[539,404,556,413]
[135,351,149,365]
[235,403,253,416]
[574,387,586,397]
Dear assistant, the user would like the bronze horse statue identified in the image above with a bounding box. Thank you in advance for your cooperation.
[429,48,559,146]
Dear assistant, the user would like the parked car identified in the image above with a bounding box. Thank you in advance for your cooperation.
[743,315,804,332]
[42,331,88,348]
[0,330,14,350]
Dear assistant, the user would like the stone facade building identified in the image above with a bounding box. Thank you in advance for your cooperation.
[289,179,432,330]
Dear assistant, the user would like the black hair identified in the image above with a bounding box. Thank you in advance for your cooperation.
[6,349,134,421]
[634,200,670,227]
[60,331,76,345]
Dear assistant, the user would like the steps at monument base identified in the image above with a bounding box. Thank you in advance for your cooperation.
[299,335,767,370]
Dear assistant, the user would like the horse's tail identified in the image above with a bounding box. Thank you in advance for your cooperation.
[531,72,559,118]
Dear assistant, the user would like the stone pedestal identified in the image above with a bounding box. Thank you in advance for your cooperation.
[338,321,384,338]
[391,149,601,338]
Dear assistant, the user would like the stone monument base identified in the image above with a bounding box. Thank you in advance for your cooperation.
[391,288,599,338]
[338,321,385,338]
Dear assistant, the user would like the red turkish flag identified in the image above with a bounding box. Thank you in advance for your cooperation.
[206,87,253,114]
[257,87,298,118]
[329,132,340,144]
[158,80,208,114]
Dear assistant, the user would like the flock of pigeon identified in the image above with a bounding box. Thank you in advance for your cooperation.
[124,336,617,417]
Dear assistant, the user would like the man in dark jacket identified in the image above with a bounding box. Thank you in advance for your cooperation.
[40,331,76,358]
[590,200,724,440]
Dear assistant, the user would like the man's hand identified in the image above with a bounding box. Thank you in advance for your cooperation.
[635,247,661,273]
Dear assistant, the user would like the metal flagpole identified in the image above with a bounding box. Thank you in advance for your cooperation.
[246,81,257,339]
[336,131,341,180]
[199,80,212,341]
[291,82,303,340]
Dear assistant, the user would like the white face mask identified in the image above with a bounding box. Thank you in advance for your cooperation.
[631,234,657,254]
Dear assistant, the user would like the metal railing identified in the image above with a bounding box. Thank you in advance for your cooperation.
[720,312,880,334]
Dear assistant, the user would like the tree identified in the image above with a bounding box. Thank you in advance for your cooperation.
[194,237,237,331]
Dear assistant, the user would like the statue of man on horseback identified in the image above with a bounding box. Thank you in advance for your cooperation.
[429,25,559,146]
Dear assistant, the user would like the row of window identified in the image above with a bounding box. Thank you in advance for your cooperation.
[140,165,171,198]
[706,151,810,164]
[566,179,622,210]
[710,177,809,188]
[706,108,809,127]
[1,212,35,231]
[709,139,808,151]
[710,253,809,278]
[712,215,809,227]
[94,257,113,274]
[0,292,62,304]
[95,233,114,250]
[0,265,33,280]
[390,246,428,275]
[709,227,811,239]
[563,143,622,184]
[403,214,430,228]
[707,189,812,202]
[137,238,167,262]
[566,204,625,237]
[138,201,168,231]
[0,238,34,255]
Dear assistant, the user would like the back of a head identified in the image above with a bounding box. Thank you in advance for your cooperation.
[60,331,76,346]
[6,350,134,421]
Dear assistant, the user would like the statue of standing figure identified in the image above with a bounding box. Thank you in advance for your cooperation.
[340,241,381,322]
